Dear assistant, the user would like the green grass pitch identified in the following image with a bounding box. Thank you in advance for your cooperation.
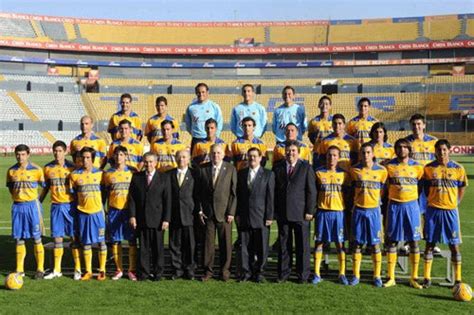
[0,155,473,313]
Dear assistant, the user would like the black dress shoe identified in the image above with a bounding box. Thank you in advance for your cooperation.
[297,278,308,284]
[255,275,266,283]
[239,275,252,282]
[277,277,288,283]
[171,273,182,280]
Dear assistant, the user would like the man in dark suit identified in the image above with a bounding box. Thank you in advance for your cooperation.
[236,147,274,283]
[168,149,197,280]
[273,140,316,283]
[197,143,237,281]
[129,152,170,281]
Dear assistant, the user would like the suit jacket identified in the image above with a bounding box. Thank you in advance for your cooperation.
[168,167,198,227]
[128,171,171,229]
[197,161,237,223]
[236,167,275,229]
[273,159,316,222]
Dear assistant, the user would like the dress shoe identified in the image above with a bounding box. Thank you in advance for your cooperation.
[201,273,213,282]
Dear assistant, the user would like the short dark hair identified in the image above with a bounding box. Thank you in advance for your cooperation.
[357,97,371,108]
[394,138,412,156]
[52,140,67,151]
[435,139,451,150]
[318,95,332,106]
[118,119,132,127]
[113,145,129,156]
[80,146,96,162]
[285,122,298,131]
[360,142,374,152]
[326,145,341,157]
[205,118,217,128]
[369,122,388,143]
[120,93,132,102]
[410,113,426,124]
[241,84,254,93]
[161,119,174,129]
[155,96,168,106]
[241,116,256,127]
[247,147,262,157]
[285,140,300,153]
[332,113,346,124]
[14,144,30,154]
[195,82,209,93]
[282,85,295,94]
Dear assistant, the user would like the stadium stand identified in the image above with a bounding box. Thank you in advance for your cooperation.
[423,17,462,40]
[328,21,419,43]
[0,18,36,38]
[0,90,30,121]
[0,130,50,146]
[39,21,69,41]
[48,131,82,144]
[269,25,327,44]
[467,18,474,37]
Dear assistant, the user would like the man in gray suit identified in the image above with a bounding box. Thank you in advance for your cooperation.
[236,147,274,283]
[197,143,237,281]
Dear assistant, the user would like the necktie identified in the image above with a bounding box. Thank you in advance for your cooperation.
[147,173,152,186]
[288,165,294,177]
[213,166,219,186]
[248,170,255,190]
[178,171,184,187]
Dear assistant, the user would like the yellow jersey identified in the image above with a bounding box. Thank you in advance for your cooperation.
[191,138,231,165]
[386,158,423,202]
[145,114,179,143]
[424,160,468,210]
[70,133,107,169]
[272,141,311,165]
[372,142,395,165]
[308,115,333,151]
[107,138,144,170]
[405,134,437,166]
[69,168,103,214]
[151,138,187,172]
[108,111,143,141]
[231,137,268,171]
[318,133,359,171]
[103,167,133,210]
[350,163,387,208]
[7,163,45,202]
[315,166,349,211]
[43,160,75,204]
[347,115,377,144]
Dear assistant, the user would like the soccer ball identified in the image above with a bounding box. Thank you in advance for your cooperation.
[4,273,23,290]
[453,283,472,302]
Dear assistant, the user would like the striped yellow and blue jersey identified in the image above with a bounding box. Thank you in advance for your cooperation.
[69,168,103,214]
[6,163,45,202]
[108,111,143,141]
[318,133,359,170]
[145,114,179,143]
[191,137,231,165]
[69,133,107,169]
[43,160,75,204]
[424,160,468,210]
[350,163,388,208]
[107,138,144,170]
[308,115,333,151]
[386,158,423,202]
[272,141,311,164]
[372,142,395,165]
[231,137,268,171]
[103,167,133,210]
[151,138,187,172]
[347,116,378,144]
[405,134,437,166]
[315,166,349,211]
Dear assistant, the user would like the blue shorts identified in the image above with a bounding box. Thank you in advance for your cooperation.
[351,207,381,246]
[77,210,106,245]
[418,188,427,215]
[424,207,461,245]
[11,200,43,240]
[51,203,76,238]
[315,209,345,243]
[107,208,134,242]
[387,200,422,242]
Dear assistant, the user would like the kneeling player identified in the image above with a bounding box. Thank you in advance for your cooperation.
[384,139,423,289]
[349,143,387,287]
[423,139,468,288]
[313,146,350,285]
[7,144,45,279]
[103,146,138,281]
[69,147,107,281]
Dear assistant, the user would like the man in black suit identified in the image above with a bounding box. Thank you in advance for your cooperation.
[197,143,237,281]
[273,140,316,283]
[236,147,274,283]
[129,152,170,281]
[168,149,197,280]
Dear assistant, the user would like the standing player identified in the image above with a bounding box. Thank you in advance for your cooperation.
[272,86,307,143]
[313,146,350,286]
[40,141,81,280]
[192,118,230,166]
[368,122,394,166]
[384,139,424,289]
[319,114,359,171]
[107,119,144,170]
[151,120,187,172]
[185,83,223,151]
[347,97,378,144]
[145,96,179,144]
[69,147,107,281]
[308,96,333,169]
[422,139,468,288]
[272,123,311,165]
[70,115,107,169]
[230,84,267,138]
[349,143,387,287]
[103,146,138,281]
[108,93,143,141]
[231,117,267,171]
[7,145,45,279]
